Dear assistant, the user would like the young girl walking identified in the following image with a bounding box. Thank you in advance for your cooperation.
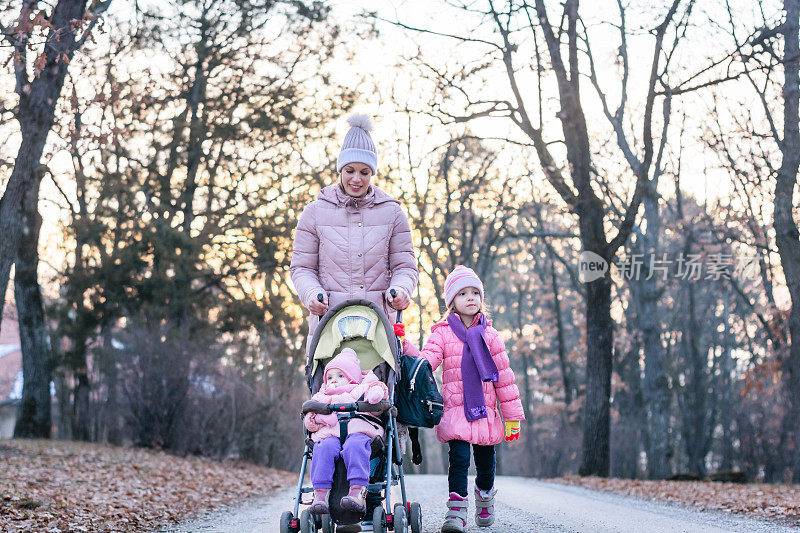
[404,265,524,532]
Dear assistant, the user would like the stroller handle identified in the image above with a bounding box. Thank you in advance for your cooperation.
[389,289,402,323]
[302,398,391,415]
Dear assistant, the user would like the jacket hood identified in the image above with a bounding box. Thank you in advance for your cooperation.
[318,184,399,209]
[324,348,364,386]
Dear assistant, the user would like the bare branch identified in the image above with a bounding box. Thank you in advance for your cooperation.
[607,0,682,257]
[74,0,114,49]
[375,15,503,50]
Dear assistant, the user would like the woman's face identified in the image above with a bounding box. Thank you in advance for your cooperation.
[339,162,373,198]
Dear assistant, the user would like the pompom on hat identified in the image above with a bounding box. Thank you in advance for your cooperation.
[444,265,484,308]
[337,113,378,174]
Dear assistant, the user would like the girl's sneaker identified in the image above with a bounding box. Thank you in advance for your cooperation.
[474,486,497,527]
[310,488,330,515]
[341,484,368,513]
[441,492,468,533]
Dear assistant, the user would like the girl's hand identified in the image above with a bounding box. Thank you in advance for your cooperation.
[386,288,410,310]
[309,293,329,316]
[504,420,521,441]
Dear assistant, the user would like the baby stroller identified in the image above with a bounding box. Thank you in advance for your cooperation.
[279,294,423,533]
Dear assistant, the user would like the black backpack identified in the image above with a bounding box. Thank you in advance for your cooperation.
[395,354,444,428]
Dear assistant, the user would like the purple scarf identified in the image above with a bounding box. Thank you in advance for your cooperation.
[447,313,498,422]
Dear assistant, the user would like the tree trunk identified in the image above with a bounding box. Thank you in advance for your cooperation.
[65,108,94,443]
[102,330,123,446]
[0,0,90,334]
[13,179,52,439]
[611,344,641,479]
[639,187,671,479]
[683,278,709,478]
[719,291,734,472]
[776,0,800,482]
[549,258,573,405]
[579,276,613,476]
[71,354,92,441]
[517,335,537,467]
[0,140,48,335]
[53,375,71,438]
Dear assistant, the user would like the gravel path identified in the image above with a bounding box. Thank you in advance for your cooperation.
[161,474,797,532]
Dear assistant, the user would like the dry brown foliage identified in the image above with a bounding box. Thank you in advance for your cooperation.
[0,439,293,532]
[553,475,800,525]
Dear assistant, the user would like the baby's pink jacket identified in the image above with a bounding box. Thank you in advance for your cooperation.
[304,371,388,442]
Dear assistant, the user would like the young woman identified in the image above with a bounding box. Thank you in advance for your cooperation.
[290,113,418,348]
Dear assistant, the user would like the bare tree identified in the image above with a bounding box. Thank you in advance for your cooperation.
[707,0,800,480]
[1,0,111,438]
[773,0,800,481]
[387,0,687,475]
[0,0,110,330]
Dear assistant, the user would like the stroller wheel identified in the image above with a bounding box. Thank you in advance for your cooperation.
[320,513,335,533]
[408,502,422,533]
[300,509,317,533]
[280,511,294,533]
[372,506,386,533]
[393,503,408,533]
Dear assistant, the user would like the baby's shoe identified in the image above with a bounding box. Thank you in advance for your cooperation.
[441,492,468,533]
[310,488,330,515]
[474,486,497,527]
[340,484,367,513]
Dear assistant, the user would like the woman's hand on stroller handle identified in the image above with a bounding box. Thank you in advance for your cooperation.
[309,292,329,316]
[386,287,410,311]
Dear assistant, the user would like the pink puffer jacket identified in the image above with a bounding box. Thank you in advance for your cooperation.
[304,372,388,442]
[290,184,418,341]
[404,315,525,446]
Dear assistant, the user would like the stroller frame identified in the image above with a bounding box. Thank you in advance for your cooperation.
[280,298,423,533]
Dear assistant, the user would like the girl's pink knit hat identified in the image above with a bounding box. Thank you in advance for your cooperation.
[444,265,484,307]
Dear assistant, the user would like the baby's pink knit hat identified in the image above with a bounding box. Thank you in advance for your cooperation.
[444,265,484,307]
[324,348,364,385]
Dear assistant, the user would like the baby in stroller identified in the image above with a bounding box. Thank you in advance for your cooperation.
[283,299,422,533]
[305,348,389,515]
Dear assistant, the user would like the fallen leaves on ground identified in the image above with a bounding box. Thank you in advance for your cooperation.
[0,438,294,532]
[553,475,800,525]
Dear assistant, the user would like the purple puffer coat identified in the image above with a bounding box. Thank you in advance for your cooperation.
[290,184,418,341]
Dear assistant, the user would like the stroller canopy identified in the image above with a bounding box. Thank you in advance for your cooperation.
[310,302,397,377]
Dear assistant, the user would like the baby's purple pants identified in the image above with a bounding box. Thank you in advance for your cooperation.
[311,433,371,489]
